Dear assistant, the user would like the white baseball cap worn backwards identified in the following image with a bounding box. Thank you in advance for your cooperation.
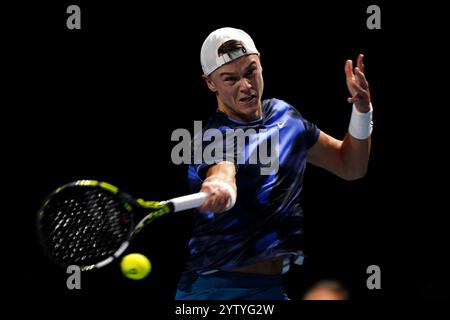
[200,27,259,76]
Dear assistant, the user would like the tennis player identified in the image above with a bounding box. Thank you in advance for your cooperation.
[175,27,373,300]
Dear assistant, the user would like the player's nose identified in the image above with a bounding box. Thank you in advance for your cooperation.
[239,78,253,91]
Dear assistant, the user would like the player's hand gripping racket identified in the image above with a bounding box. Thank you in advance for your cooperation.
[37,180,207,271]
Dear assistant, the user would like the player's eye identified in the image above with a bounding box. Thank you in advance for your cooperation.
[224,77,238,83]
[246,68,256,77]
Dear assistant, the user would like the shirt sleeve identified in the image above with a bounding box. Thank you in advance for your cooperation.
[301,117,320,150]
[189,126,238,181]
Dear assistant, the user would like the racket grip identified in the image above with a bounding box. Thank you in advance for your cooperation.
[169,192,208,212]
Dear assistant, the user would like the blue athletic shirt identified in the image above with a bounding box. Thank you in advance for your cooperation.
[178,98,320,289]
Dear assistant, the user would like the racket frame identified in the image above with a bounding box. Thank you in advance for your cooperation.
[37,180,172,271]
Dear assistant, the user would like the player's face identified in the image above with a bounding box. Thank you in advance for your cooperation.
[206,55,264,122]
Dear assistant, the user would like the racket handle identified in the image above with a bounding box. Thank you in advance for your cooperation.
[168,192,208,212]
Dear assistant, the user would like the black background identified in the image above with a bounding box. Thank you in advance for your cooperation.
[4,0,449,317]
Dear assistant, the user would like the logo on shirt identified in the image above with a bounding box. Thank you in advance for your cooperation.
[277,119,287,129]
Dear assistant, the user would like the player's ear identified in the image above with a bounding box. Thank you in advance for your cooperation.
[202,75,217,93]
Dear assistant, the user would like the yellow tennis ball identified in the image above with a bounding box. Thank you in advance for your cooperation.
[120,253,151,280]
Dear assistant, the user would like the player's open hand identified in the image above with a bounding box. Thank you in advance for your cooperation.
[345,54,371,112]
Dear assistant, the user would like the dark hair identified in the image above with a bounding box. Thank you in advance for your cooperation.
[217,40,244,56]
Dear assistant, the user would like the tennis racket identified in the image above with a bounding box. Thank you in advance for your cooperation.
[37,180,207,271]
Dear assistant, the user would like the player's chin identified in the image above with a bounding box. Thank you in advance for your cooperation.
[237,99,259,115]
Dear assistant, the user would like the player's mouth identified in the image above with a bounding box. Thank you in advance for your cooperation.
[239,94,257,106]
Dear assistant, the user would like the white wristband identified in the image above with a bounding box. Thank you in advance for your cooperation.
[206,179,237,210]
[348,103,373,140]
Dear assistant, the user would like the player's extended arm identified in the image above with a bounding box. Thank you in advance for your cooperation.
[307,54,372,181]
[197,161,237,213]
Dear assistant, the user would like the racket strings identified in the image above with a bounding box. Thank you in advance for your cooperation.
[39,187,132,267]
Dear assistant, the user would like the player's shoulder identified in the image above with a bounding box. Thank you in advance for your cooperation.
[263,98,302,120]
